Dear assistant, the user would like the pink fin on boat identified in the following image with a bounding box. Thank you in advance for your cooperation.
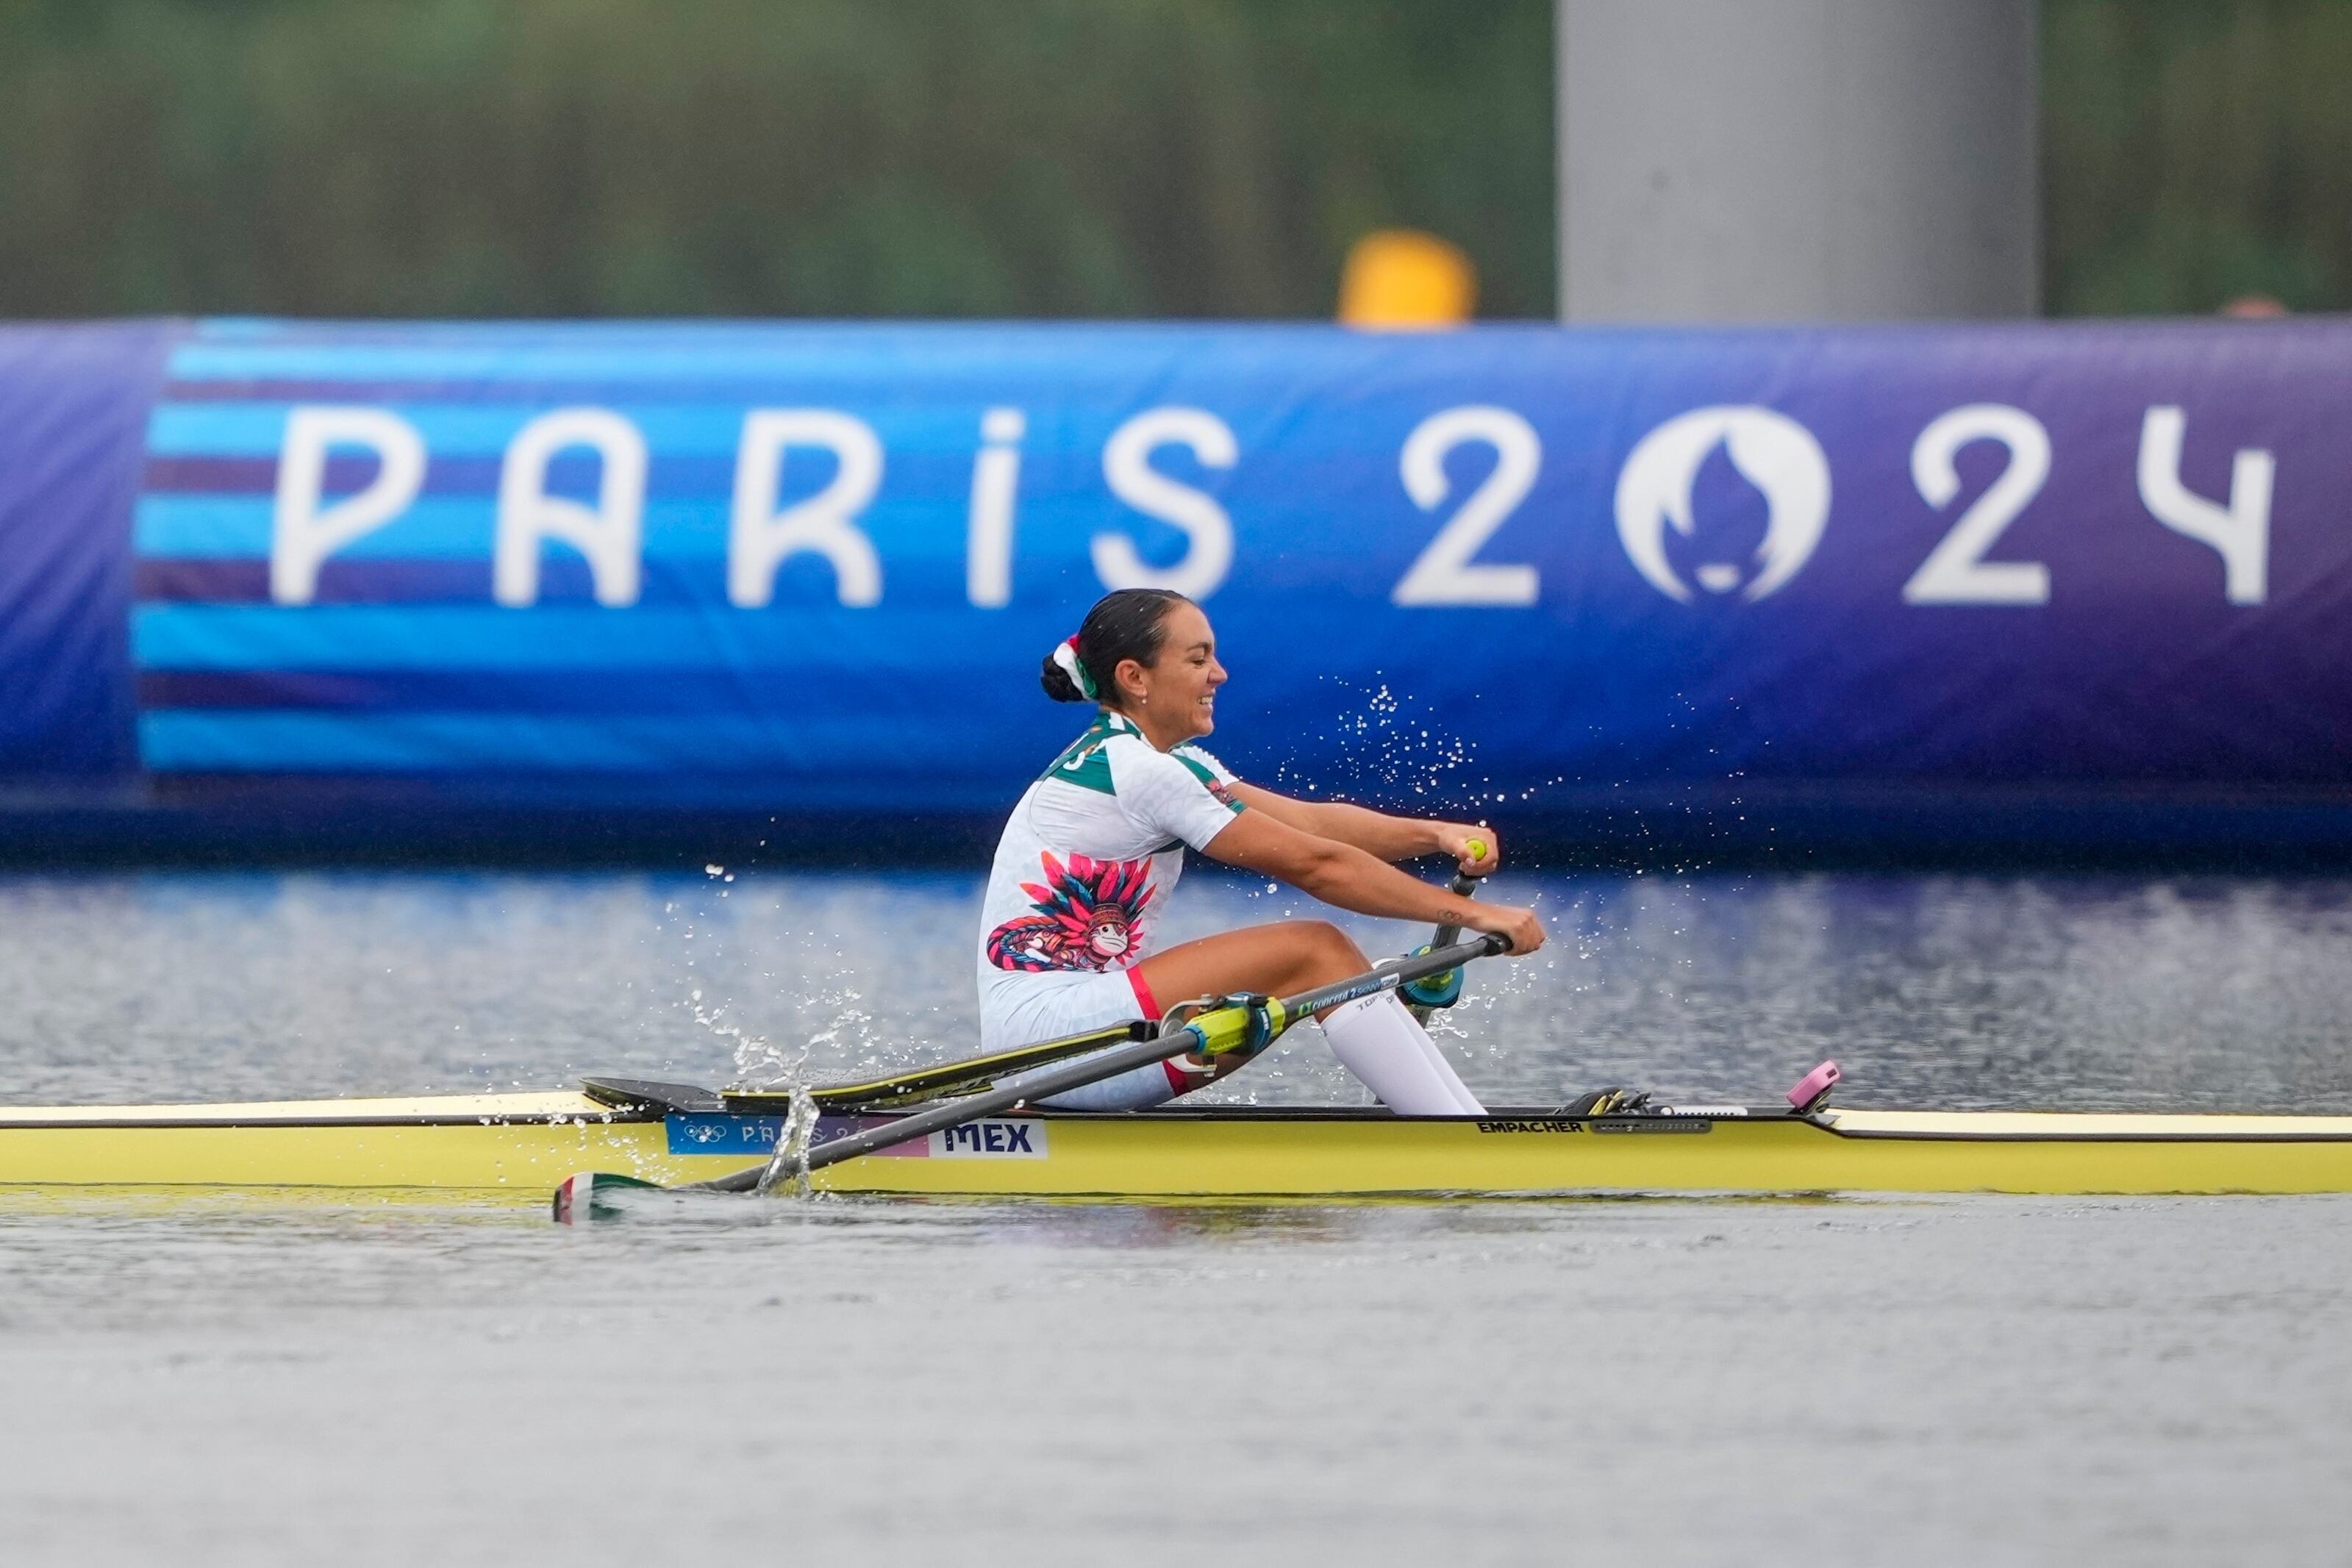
[1787,1060,1840,1112]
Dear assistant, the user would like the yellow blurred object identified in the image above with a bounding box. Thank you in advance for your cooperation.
[2221,294,2290,319]
[1337,229,1476,329]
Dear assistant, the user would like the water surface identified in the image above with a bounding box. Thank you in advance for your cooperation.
[2,867,2348,1564]
[7,867,2352,1111]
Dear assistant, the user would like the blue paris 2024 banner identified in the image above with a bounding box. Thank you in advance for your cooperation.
[6,315,2351,844]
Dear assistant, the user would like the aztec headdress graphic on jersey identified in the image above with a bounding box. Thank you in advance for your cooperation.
[986,852,1156,973]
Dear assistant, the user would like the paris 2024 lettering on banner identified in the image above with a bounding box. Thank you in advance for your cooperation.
[0,318,2344,819]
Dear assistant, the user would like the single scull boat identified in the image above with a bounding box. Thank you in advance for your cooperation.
[2,1078,2349,1200]
[7,938,2344,1203]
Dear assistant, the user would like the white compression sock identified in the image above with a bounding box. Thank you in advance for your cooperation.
[1318,992,1485,1115]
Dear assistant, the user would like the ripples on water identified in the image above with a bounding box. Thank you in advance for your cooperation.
[2,867,2348,1111]
[2,868,2349,1564]
[4,1189,2349,1564]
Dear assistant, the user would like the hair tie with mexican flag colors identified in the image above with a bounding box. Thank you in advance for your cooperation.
[1051,636,1099,701]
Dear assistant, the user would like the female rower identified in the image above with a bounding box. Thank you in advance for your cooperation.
[981,587,1545,1114]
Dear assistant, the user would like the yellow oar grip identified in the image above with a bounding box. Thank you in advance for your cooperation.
[1464,836,1490,864]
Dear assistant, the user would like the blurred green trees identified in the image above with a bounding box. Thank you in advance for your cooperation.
[2045,0,2352,315]
[1,0,2345,319]
[0,0,1554,318]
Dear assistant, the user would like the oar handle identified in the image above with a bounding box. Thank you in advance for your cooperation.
[1409,867,1486,1024]
[1429,834,1491,948]
[1429,870,1479,950]
[1284,932,1506,1017]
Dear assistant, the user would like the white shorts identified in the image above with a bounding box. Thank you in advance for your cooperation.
[981,964,1159,1052]
[983,965,1197,1112]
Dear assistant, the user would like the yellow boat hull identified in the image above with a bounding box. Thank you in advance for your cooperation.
[4,1093,2352,1200]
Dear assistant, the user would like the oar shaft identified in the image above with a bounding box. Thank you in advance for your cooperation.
[1281,932,1501,1017]
[700,933,1504,1192]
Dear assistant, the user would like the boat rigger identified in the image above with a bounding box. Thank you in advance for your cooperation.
[2,1084,2350,1200]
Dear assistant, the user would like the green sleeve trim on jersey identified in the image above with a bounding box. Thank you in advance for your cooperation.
[1173,748,1246,815]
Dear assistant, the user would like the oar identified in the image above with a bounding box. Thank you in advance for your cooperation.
[551,932,1506,1217]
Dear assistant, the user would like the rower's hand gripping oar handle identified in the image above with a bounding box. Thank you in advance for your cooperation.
[1429,873,1476,951]
[1431,833,1490,948]
[1412,834,1488,1020]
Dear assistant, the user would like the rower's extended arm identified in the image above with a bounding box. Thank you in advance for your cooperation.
[1204,808,1543,955]
[1226,781,1495,870]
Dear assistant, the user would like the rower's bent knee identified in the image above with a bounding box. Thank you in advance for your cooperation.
[1295,920,1367,978]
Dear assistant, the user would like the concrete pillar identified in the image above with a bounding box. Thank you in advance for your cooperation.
[1557,0,2040,322]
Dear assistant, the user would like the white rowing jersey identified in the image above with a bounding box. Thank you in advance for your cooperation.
[977,709,1246,1044]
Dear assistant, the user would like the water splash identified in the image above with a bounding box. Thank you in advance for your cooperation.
[753,1083,820,1198]
[1270,674,1487,806]
[676,986,802,1089]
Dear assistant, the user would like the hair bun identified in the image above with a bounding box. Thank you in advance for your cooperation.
[1040,650,1089,703]
[1037,590,1190,709]
[1045,636,1098,702]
